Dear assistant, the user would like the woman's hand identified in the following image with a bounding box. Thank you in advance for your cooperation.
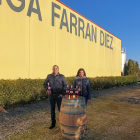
[47,90,51,95]
[78,89,81,91]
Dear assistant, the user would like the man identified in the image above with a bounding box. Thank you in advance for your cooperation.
[43,65,67,129]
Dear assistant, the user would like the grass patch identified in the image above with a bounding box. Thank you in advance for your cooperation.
[7,88,140,140]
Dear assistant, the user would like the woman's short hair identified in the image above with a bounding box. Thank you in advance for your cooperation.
[53,65,59,69]
[76,68,86,77]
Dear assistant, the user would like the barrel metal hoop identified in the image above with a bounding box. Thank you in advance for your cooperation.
[60,123,86,128]
[62,132,84,136]
[60,111,86,115]
[62,101,84,103]
[61,103,85,107]
[64,139,83,140]
[62,98,85,103]
[64,139,82,140]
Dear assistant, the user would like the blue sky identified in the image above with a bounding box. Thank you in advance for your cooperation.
[60,0,140,66]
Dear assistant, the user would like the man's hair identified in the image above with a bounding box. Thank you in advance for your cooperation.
[53,65,59,69]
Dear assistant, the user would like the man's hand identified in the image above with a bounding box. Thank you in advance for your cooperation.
[47,90,51,95]
[58,94,63,97]
[87,99,91,103]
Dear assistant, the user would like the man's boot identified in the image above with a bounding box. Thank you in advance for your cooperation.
[49,123,55,129]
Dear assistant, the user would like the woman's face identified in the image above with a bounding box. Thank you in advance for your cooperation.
[79,70,84,77]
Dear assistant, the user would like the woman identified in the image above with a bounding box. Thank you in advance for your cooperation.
[73,68,91,105]
[73,68,91,130]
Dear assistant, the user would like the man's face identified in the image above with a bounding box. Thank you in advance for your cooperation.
[53,66,59,75]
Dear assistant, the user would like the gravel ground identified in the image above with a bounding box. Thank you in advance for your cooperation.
[0,99,50,140]
[0,82,140,140]
[91,82,140,98]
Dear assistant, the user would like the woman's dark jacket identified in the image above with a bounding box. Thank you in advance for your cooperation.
[73,76,91,99]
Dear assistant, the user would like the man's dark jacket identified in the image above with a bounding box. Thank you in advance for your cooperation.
[43,72,67,95]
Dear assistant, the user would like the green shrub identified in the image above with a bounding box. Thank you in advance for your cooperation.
[0,79,46,107]
[0,75,137,107]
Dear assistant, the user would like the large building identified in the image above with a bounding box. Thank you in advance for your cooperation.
[0,0,121,79]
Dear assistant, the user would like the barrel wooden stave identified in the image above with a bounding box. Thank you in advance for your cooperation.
[60,124,86,134]
[61,132,84,140]
[59,113,87,126]
[61,102,86,113]
[59,96,87,140]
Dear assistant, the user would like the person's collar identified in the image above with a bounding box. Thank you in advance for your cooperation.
[52,72,60,76]
[76,76,86,79]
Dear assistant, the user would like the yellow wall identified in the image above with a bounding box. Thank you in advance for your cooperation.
[0,0,121,79]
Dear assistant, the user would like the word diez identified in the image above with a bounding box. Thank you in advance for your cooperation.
[0,0,114,50]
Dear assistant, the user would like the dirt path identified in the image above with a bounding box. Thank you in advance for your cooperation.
[0,100,50,139]
[0,83,140,140]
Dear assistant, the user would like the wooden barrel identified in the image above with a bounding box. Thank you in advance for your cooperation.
[59,96,87,140]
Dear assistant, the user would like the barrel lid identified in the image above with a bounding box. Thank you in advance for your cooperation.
[62,96,85,103]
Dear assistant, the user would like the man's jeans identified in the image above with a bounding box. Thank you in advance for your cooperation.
[85,97,87,106]
[49,94,62,125]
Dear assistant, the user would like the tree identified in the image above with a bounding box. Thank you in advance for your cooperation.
[137,68,140,79]
[124,59,140,78]
[126,59,135,75]
[124,63,128,76]
[134,61,139,76]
